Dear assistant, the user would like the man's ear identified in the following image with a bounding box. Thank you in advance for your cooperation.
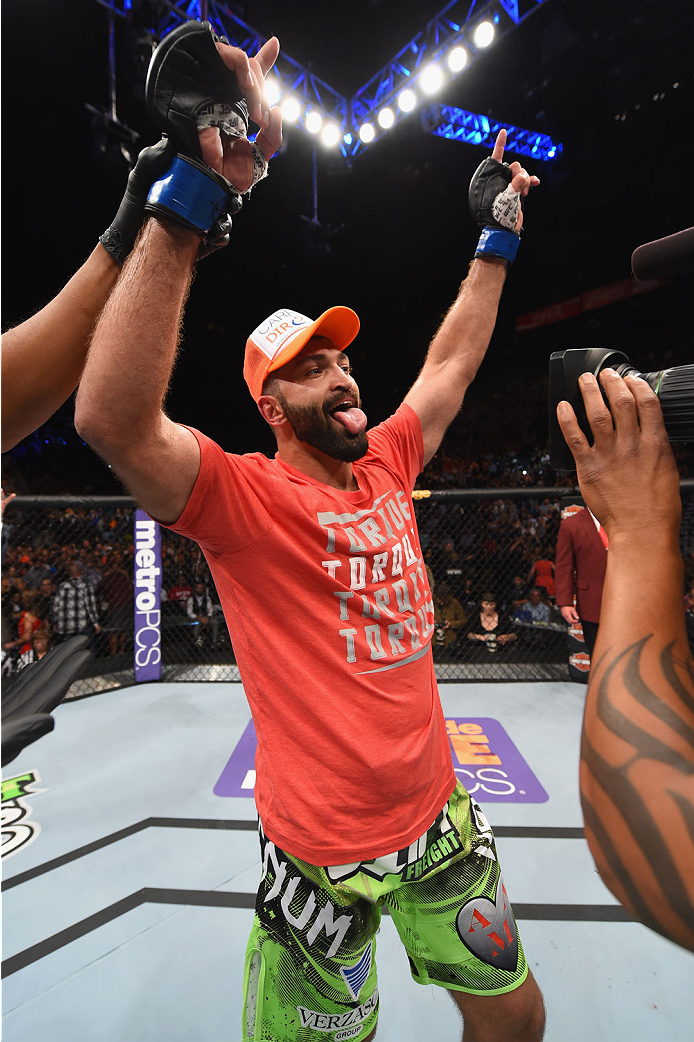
[257,394,286,427]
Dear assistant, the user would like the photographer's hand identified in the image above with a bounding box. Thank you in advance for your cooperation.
[557,369,694,953]
[556,369,680,540]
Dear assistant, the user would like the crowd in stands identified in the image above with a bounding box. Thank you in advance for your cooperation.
[2,442,693,671]
[1,507,225,674]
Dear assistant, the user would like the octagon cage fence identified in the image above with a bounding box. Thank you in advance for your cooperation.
[2,486,693,698]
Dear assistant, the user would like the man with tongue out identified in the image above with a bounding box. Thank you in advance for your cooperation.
[76,92,544,1041]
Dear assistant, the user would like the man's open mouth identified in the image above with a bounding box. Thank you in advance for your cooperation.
[328,399,368,435]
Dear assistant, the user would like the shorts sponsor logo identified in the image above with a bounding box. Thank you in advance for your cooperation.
[447,718,548,802]
[456,874,519,972]
[340,942,372,1001]
[296,989,378,1033]
[328,801,462,886]
[1,771,45,860]
[260,830,353,959]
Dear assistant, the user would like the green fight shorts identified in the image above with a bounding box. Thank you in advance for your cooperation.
[242,782,528,1042]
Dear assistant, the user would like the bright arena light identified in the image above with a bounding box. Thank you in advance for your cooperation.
[377,106,394,129]
[321,123,341,147]
[420,64,443,95]
[473,21,495,47]
[264,77,281,106]
[305,110,323,134]
[280,96,300,122]
[398,88,416,112]
[359,122,375,143]
[448,46,467,72]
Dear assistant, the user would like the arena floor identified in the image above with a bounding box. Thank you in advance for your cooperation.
[2,679,693,1041]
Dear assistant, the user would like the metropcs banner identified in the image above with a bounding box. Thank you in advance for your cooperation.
[133,510,162,682]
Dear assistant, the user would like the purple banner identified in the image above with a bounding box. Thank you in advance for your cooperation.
[214,717,548,803]
[133,509,162,682]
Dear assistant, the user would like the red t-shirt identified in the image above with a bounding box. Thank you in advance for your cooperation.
[166,404,456,863]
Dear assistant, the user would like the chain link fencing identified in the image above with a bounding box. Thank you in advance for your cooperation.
[3,487,693,696]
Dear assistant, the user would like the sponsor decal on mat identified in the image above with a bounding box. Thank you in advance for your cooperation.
[446,717,548,802]
[1,770,45,860]
[215,717,548,803]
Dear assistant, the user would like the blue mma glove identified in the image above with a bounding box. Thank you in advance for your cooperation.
[145,152,241,237]
[468,156,522,264]
[100,137,235,261]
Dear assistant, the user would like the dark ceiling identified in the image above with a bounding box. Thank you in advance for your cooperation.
[2,0,692,479]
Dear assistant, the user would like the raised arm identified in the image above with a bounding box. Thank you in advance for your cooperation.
[0,136,186,453]
[404,129,539,464]
[75,219,202,524]
[74,30,282,525]
[1,247,119,453]
[558,368,694,952]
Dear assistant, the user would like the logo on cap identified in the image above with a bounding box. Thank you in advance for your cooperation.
[249,308,312,362]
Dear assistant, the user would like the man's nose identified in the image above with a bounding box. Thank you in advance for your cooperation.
[330,367,356,391]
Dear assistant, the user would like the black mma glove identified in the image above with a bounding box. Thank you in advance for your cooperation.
[100,137,174,264]
[2,635,92,766]
[145,19,250,162]
[142,19,270,236]
[100,137,236,262]
[468,155,523,265]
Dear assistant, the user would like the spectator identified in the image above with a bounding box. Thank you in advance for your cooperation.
[97,553,133,656]
[186,580,220,647]
[2,587,24,629]
[168,572,193,611]
[526,547,555,600]
[515,587,551,625]
[433,581,467,654]
[15,629,51,672]
[16,594,45,654]
[0,500,14,564]
[1,564,26,598]
[34,577,56,625]
[20,556,52,594]
[80,554,103,593]
[466,592,518,652]
[510,574,530,606]
[52,561,101,647]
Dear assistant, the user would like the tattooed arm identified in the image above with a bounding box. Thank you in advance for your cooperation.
[557,368,694,953]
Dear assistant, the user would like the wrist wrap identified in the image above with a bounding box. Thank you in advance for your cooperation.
[145,154,238,234]
[475,227,520,265]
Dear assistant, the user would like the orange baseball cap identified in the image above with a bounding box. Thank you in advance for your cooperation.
[244,306,360,401]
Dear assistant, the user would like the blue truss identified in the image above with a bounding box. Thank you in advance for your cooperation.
[347,0,550,158]
[422,105,561,161]
[95,0,558,162]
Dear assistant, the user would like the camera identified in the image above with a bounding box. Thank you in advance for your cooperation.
[548,348,694,471]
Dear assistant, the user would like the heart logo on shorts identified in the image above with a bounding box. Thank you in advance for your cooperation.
[455,874,518,971]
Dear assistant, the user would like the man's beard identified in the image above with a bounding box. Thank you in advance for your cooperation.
[278,393,369,462]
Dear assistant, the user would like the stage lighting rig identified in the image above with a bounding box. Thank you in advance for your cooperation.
[93,0,559,163]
